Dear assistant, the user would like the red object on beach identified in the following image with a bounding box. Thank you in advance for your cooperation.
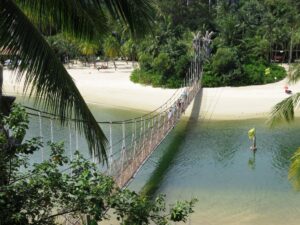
[284,85,288,90]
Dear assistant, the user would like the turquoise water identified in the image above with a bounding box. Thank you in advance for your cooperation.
[130,118,300,225]
[19,97,300,225]
[20,98,146,163]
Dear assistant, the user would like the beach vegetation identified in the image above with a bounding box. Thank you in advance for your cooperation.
[0,105,197,225]
[268,62,300,191]
[103,35,121,60]
[129,0,300,88]
[130,18,192,88]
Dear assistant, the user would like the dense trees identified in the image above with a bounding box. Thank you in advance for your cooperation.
[128,0,300,88]
[130,19,192,88]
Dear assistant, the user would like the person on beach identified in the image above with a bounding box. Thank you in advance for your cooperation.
[284,85,292,94]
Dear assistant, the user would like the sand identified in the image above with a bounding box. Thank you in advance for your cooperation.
[2,61,297,120]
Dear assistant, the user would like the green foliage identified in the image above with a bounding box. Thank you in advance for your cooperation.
[1,0,156,162]
[170,199,197,222]
[139,53,154,71]
[211,47,239,74]
[121,39,138,61]
[0,105,197,225]
[131,19,192,88]
[103,35,121,59]
[131,69,162,87]
[152,52,172,75]
[46,34,80,60]
[242,63,265,84]
[289,147,300,191]
[264,64,287,83]
[204,61,286,87]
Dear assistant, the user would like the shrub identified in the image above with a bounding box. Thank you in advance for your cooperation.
[243,63,265,84]
[175,54,191,78]
[264,64,286,83]
[138,53,153,71]
[130,69,163,87]
[152,52,172,75]
[211,47,239,75]
[202,73,222,87]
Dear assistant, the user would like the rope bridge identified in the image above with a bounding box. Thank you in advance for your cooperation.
[23,31,212,189]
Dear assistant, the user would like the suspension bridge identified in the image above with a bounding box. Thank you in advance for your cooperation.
[23,31,212,189]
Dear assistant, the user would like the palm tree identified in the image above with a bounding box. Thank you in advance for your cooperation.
[268,64,300,190]
[0,0,154,162]
[288,147,300,190]
[268,65,300,127]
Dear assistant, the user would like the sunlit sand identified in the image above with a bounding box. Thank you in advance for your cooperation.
[3,61,297,120]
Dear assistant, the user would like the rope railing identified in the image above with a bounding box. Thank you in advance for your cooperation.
[22,32,211,195]
[112,68,203,187]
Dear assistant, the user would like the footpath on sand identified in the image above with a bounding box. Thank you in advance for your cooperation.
[3,61,297,120]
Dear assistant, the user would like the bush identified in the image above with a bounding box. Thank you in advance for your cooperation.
[175,54,191,77]
[138,53,153,71]
[243,63,265,85]
[202,63,222,87]
[203,61,286,87]
[152,52,172,75]
[211,47,239,74]
[130,69,162,87]
[264,64,286,83]
[202,73,223,87]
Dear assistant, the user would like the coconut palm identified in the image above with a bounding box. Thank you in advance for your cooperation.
[268,65,300,127]
[0,0,154,162]
[268,64,300,189]
[288,147,300,190]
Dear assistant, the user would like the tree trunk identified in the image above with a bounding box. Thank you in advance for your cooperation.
[0,65,15,115]
[0,63,3,108]
[289,32,293,65]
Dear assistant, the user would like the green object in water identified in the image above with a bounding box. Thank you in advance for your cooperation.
[248,128,256,140]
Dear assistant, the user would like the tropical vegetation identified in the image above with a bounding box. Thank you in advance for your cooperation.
[131,0,300,88]
[0,104,196,225]
[268,62,300,191]
[0,0,155,161]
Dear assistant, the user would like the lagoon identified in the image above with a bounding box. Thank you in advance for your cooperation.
[131,118,300,225]
[23,99,300,225]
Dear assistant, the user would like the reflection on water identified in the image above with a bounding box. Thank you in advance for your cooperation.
[17,96,300,225]
[130,119,300,225]
[248,150,256,170]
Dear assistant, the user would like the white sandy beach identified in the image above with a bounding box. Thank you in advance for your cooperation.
[2,61,298,120]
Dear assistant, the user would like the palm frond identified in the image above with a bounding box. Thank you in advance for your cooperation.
[0,0,107,162]
[15,0,108,41]
[288,147,300,191]
[267,93,300,127]
[104,0,155,39]
[287,63,300,84]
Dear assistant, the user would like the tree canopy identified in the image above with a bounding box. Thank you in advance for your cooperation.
[0,0,155,162]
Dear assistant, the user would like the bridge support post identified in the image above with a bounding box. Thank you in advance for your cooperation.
[120,122,126,186]
[68,123,72,161]
[38,112,44,161]
[50,118,54,143]
[109,122,113,175]
[131,135,137,176]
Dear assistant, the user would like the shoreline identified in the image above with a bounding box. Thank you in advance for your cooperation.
[3,61,298,121]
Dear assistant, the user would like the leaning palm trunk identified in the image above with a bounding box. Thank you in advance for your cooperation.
[0,0,155,162]
[0,0,108,161]
[0,63,2,104]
